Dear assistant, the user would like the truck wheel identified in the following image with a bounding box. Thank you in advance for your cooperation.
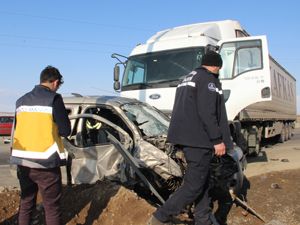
[255,142,261,155]
[284,125,289,141]
[287,124,292,140]
[242,129,249,155]
[233,122,247,154]
[247,126,261,156]
[278,126,285,143]
[249,142,260,156]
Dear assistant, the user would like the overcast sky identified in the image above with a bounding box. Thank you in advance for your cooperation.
[0,0,299,113]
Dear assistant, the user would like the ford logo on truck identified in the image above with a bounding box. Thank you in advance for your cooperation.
[149,94,161,100]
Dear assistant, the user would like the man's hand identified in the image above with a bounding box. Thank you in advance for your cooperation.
[214,142,226,156]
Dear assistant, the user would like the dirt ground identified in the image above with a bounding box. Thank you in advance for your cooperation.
[0,169,299,225]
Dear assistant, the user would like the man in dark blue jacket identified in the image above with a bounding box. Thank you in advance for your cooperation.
[149,51,233,225]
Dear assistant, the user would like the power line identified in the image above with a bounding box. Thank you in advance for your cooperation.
[0,33,130,48]
[0,42,114,54]
[0,10,156,32]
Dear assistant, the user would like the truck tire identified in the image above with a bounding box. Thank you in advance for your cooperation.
[232,121,247,154]
[248,142,260,156]
[247,127,261,156]
[242,129,249,154]
[284,124,289,141]
[287,124,292,140]
[278,125,286,143]
[254,142,261,156]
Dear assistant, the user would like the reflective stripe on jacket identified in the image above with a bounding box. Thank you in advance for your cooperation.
[167,67,233,149]
[11,85,66,168]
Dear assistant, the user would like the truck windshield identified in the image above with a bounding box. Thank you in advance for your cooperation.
[121,103,170,137]
[122,47,205,90]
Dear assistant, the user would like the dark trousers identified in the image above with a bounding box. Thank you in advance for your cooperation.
[154,147,213,225]
[17,166,62,225]
[210,187,233,225]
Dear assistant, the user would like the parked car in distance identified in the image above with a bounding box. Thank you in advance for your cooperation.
[0,114,14,136]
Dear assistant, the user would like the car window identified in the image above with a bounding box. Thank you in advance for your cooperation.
[71,107,130,148]
[79,117,111,147]
[0,117,14,123]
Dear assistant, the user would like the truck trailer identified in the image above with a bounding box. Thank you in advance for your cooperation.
[112,20,297,155]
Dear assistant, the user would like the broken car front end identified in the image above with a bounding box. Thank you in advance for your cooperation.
[63,96,183,199]
[63,96,246,202]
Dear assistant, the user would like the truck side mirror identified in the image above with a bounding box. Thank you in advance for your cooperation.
[114,81,120,91]
[114,65,120,82]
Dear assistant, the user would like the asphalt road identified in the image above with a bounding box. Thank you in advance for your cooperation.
[245,128,300,177]
[0,137,11,165]
[1,129,300,187]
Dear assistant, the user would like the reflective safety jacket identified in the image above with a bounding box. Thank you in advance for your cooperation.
[11,85,67,168]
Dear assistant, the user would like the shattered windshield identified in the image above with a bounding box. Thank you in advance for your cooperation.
[121,103,169,137]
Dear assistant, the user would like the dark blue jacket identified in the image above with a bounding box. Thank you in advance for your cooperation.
[167,67,233,150]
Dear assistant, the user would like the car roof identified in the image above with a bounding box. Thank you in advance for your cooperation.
[63,95,141,107]
[0,112,14,117]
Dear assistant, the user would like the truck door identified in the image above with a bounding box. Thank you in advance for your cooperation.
[218,36,271,121]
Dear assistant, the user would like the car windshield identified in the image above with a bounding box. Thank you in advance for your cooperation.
[0,117,14,123]
[121,103,169,137]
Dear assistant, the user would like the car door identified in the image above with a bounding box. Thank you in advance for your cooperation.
[0,116,14,136]
[63,113,133,184]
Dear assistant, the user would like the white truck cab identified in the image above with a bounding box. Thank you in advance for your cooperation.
[112,20,296,155]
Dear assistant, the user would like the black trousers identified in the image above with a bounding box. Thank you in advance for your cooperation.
[17,165,62,225]
[210,187,233,225]
[154,146,213,225]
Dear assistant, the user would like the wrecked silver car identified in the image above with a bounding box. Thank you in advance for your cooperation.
[63,95,183,199]
[63,95,246,203]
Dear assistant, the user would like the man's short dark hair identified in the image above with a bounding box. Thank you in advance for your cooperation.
[40,66,64,85]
